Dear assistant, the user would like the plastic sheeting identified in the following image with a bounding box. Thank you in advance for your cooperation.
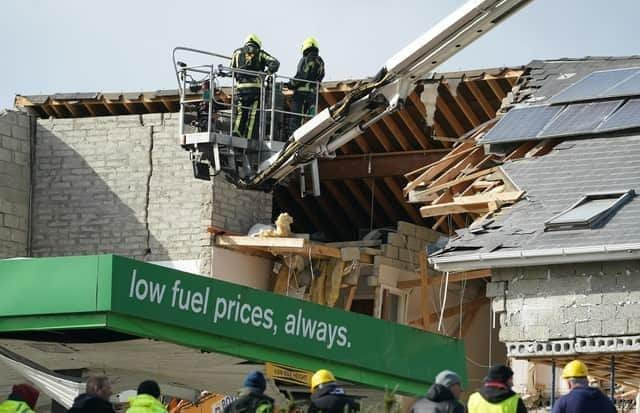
[0,346,85,409]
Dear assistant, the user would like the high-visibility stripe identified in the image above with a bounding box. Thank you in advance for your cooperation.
[233,100,243,136]
[246,100,259,140]
[236,82,261,89]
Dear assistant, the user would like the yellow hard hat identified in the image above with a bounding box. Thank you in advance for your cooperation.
[310,369,335,390]
[562,360,588,379]
[245,34,262,48]
[301,37,319,53]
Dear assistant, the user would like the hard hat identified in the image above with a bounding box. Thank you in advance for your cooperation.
[562,360,589,379]
[245,34,262,48]
[301,37,319,53]
[311,369,335,390]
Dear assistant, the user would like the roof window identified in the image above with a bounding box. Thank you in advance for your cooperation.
[544,190,635,231]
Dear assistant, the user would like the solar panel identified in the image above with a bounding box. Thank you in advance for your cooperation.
[602,71,640,99]
[597,98,640,132]
[539,100,622,137]
[548,67,640,104]
[480,105,562,144]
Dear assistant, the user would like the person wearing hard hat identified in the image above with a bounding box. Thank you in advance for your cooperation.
[308,369,359,413]
[410,370,465,413]
[230,34,280,140]
[223,371,273,413]
[551,360,615,413]
[468,364,527,413]
[286,37,325,136]
[0,383,39,413]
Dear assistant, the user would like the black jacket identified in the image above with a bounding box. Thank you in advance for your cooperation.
[291,49,325,92]
[477,384,527,413]
[308,384,359,413]
[223,391,274,413]
[411,384,465,413]
[68,393,115,413]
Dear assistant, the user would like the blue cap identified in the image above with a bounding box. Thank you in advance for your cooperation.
[243,371,266,392]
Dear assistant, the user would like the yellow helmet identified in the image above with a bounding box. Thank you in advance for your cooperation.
[310,369,335,390]
[562,360,588,379]
[245,34,262,48]
[301,37,319,53]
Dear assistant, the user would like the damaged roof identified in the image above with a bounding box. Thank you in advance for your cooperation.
[429,57,640,267]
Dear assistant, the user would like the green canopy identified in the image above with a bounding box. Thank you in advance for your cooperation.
[0,255,467,395]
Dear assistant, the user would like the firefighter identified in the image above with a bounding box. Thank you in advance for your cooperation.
[551,360,616,413]
[230,34,280,140]
[467,364,527,413]
[308,369,359,413]
[223,371,274,413]
[287,37,325,136]
[0,383,39,413]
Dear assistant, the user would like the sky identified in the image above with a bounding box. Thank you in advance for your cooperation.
[1,0,639,109]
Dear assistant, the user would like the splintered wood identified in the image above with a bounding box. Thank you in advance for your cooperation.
[403,120,556,233]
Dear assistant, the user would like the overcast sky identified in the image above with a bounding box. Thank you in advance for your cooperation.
[2,0,639,109]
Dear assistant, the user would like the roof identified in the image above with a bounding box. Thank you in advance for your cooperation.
[439,134,640,255]
[427,57,640,269]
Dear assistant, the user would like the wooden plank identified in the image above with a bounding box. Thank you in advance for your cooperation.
[323,181,367,228]
[368,123,395,152]
[403,145,476,193]
[344,286,357,311]
[453,191,524,205]
[485,78,507,102]
[427,147,485,190]
[216,235,306,249]
[421,202,490,218]
[436,95,466,137]
[446,83,482,128]
[382,115,413,151]
[503,141,538,162]
[409,167,497,203]
[396,109,430,150]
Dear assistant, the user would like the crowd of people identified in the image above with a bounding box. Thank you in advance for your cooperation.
[0,359,618,412]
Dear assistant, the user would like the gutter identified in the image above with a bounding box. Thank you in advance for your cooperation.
[429,243,640,272]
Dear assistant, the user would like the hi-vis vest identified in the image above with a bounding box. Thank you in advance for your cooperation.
[468,392,520,413]
[0,400,34,413]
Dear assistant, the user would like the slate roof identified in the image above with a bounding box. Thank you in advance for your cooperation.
[434,57,640,259]
[437,134,640,258]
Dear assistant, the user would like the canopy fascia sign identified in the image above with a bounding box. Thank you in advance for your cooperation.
[0,255,467,395]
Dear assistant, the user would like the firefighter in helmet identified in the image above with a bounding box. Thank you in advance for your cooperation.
[230,34,280,140]
[287,37,325,136]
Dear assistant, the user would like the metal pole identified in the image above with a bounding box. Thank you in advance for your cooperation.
[270,75,276,142]
[550,360,556,410]
[611,355,616,403]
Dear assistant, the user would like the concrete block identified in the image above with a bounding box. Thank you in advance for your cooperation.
[508,278,540,295]
[575,262,603,277]
[492,297,506,313]
[499,326,524,342]
[406,236,422,252]
[374,256,394,267]
[382,244,399,260]
[486,281,506,298]
[523,266,549,280]
[602,291,629,305]
[387,232,406,248]
[523,325,551,341]
[0,148,11,162]
[576,320,602,337]
[615,303,640,319]
[575,293,603,306]
[415,225,442,242]
[545,275,589,295]
[397,221,415,236]
[588,304,617,321]
[575,336,618,353]
[506,297,525,312]
[398,248,414,264]
[602,319,627,336]
[549,323,576,339]
[628,319,640,335]
[562,306,590,323]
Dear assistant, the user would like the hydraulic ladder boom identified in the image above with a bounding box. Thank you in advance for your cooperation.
[176,0,533,192]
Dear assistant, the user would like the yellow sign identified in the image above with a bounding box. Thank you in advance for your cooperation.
[265,362,313,386]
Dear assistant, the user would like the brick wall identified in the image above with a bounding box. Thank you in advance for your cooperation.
[488,260,640,356]
[0,110,31,258]
[32,113,272,267]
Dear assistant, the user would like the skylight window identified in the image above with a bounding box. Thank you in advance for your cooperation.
[544,190,635,231]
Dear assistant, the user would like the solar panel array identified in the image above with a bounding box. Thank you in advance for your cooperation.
[548,67,640,104]
[481,66,640,145]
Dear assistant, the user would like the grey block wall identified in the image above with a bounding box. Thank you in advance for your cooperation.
[489,261,640,345]
[32,114,272,265]
[0,110,32,258]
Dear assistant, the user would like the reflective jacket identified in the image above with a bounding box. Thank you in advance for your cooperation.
[126,394,168,413]
[291,48,325,93]
[0,400,34,413]
[231,43,280,89]
[468,393,520,413]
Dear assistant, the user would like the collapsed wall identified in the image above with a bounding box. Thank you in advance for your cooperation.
[31,113,272,271]
[0,110,32,258]
[488,260,640,357]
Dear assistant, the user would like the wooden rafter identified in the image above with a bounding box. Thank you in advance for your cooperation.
[464,80,495,120]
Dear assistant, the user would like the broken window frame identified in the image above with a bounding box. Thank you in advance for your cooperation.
[374,285,410,325]
[544,189,635,231]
